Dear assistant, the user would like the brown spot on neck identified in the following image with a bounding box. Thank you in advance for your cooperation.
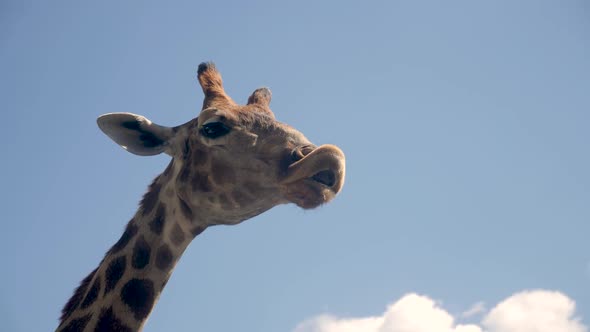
[80,276,101,309]
[95,307,132,332]
[104,256,126,295]
[141,178,162,217]
[149,204,166,235]
[170,223,186,247]
[177,195,193,221]
[120,278,156,321]
[155,244,174,271]
[131,235,151,270]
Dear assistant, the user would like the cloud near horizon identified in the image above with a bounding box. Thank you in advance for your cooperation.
[293,290,587,332]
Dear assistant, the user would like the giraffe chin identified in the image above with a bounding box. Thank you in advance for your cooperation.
[282,178,338,209]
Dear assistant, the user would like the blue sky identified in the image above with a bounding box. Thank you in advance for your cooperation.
[1,1,589,331]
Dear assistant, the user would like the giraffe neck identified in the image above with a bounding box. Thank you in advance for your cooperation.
[57,164,207,332]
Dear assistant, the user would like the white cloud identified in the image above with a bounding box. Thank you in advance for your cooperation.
[293,294,481,332]
[294,315,383,332]
[293,290,587,332]
[461,302,486,318]
[483,290,587,332]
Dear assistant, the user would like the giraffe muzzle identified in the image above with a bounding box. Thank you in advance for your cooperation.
[282,144,346,201]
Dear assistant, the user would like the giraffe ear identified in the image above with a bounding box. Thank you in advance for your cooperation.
[97,113,174,156]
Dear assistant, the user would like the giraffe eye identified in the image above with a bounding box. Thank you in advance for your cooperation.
[201,122,230,139]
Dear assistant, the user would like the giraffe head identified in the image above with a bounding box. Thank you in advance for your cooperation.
[97,62,345,225]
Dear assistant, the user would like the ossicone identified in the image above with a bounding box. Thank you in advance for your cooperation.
[247,87,272,108]
[197,62,235,109]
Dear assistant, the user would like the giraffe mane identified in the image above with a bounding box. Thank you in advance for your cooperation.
[60,267,98,322]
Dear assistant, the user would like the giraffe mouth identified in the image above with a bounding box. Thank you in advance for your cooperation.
[281,144,346,209]
[311,170,336,187]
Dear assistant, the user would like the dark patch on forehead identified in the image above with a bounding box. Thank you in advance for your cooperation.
[109,220,138,255]
[132,235,151,270]
[155,244,174,271]
[95,306,132,332]
[60,267,98,322]
[104,256,126,295]
[58,313,91,332]
[149,204,166,235]
[141,178,162,217]
[191,170,213,192]
[121,120,165,148]
[211,160,236,185]
[191,225,207,238]
[80,275,101,309]
[170,223,186,247]
[120,278,155,321]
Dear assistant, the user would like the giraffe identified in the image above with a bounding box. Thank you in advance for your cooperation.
[56,62,346,332]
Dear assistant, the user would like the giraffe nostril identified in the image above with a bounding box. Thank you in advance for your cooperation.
[291,145,315,163]
[290,150,304,162]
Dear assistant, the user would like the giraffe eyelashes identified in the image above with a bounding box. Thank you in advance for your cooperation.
[200,122,231,139]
